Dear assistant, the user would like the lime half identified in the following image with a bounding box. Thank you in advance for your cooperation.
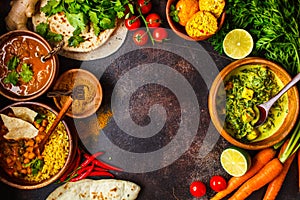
[223,29,254,59]
[220,146,251,177]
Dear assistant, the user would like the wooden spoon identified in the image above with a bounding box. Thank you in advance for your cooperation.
[255,72,300,127]
[38,96,73,153]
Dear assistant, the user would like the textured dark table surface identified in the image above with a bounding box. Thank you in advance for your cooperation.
[0,0,299,200]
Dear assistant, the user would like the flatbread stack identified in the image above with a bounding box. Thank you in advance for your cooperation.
[0,106,39,140]
[46,179,141,200]
[32,0,116,53]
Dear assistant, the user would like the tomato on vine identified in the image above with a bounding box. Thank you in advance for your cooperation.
[137,0,152,14]
[125,16,141,31]
[152,28,168,42]
[190,181,206,198]
[133,30,148,46]
[146,13,161,28]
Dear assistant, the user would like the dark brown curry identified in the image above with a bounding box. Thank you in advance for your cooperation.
[0,35,54,96]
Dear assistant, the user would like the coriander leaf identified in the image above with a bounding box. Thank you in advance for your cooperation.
[41,0,62,16]
[4,71,19,86]
[7,56,20,70]
[68,35,85,47]
[66,12,88,31]
[19,63,33,83]
[36,23,63,43]
[66,2,82,14]
[89,11,101,36]
[36,22,49,38]
[100,17,115,30]
[169,5,179,23]
[47,31,63,43]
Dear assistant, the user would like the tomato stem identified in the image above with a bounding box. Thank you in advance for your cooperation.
[137,7,155,45]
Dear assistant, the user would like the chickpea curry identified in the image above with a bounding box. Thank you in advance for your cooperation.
[0,106,49,179]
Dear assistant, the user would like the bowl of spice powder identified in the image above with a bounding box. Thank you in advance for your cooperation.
[51,69,103,118]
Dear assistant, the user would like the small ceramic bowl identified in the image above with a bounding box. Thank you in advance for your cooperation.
[52,69,103,118]
[208,57,299,150]
[0,102,77,189]
[0,30,59,101]
[166,0,226,41]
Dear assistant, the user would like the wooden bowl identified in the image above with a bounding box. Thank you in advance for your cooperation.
[208,57,299,150]
[166,0,226,41]
[0,30,59,101]
[0,102,77,189]
[52,69,103,118]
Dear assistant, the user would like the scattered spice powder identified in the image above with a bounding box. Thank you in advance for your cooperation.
[97,107,113,130]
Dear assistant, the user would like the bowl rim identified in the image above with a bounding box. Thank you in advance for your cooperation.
[0,101,76,189]
[166,0,226,41]
[52,68,103,118]
[0,30,59,101]
[208,57,300,150]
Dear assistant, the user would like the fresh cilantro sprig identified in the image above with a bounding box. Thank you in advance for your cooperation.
[3,56,34,86]
[20,63,34,83]
[23,158,44,176]
[36,22,63,43]
[39,0,133,47]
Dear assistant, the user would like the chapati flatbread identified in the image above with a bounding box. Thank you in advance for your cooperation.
[46,179,141,200]
[11,107,38,123]
[32,0,116,53]
[0,114,39,140]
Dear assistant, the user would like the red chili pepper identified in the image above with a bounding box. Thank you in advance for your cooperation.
[92,159,123,172]
[70,162,94,182]
[93,167,109,172]
[80,152,103,168]
[88,171,114,178]
[59,148,82,182]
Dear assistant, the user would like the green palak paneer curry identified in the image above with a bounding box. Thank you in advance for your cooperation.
[223,64,288,143]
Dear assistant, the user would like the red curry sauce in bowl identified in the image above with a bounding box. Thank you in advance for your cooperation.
[0,30,59,101]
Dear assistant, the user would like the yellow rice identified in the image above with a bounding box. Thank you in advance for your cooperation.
[24,111,69,182]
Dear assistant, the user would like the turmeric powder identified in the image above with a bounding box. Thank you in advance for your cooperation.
[97,107,113,130]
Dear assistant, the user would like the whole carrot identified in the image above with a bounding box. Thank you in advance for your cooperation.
[228,158,283,200]
[210,147,276,200]
[263,153,295,200]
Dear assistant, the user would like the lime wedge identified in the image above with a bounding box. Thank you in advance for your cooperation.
[220,146,251,177]
[223,29,254,59]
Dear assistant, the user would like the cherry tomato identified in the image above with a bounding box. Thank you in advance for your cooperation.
[146,13,161,28]
[152,27,168,42]
[133,30,148,46]
[190,181,206,198]
[125,16,141,31]
[210,175,227,192]
[137,0,152,14]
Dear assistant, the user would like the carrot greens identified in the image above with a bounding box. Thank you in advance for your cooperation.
[279,121,300,163]
[209,0,300,75]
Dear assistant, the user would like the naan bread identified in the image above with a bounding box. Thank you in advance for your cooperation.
[0,114,39,140]
[32,0,116,53]
[46,179,141,200]
[11,107,38,123]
